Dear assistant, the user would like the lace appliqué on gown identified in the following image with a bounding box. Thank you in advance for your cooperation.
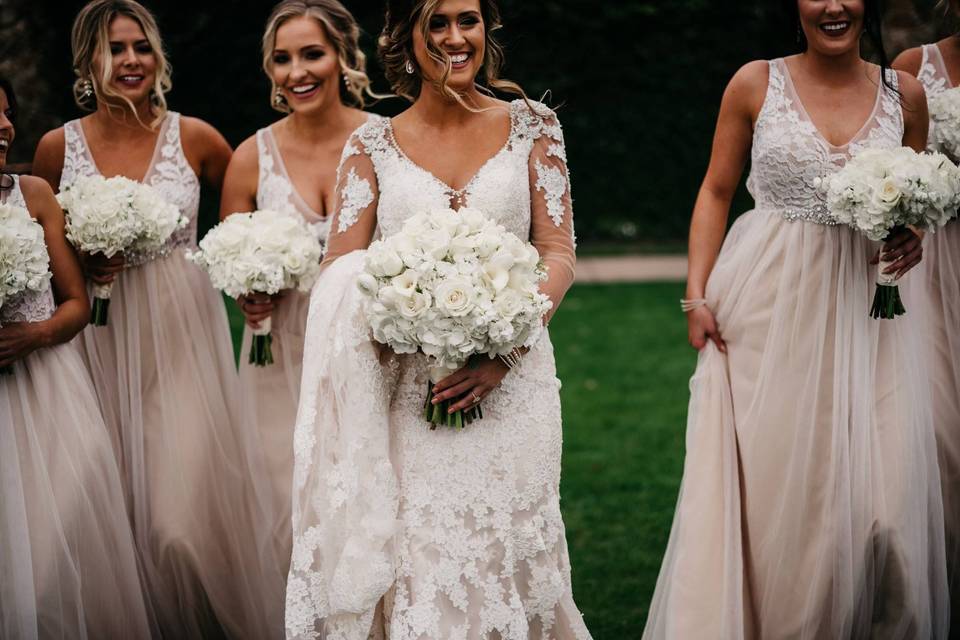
[746,59,903,226]
[336,168,374,233]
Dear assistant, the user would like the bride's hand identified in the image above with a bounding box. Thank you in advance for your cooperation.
[687,305,726,353]
[237,291,284,329]
[870,227,923,279]
[431,356,510,413]
[0,321,49,368]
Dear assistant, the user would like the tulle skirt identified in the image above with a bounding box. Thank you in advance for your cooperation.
[76,251,286,639]
[920,221,960,625]
[0,342,155,639]
[643,209,948,639]
[238,288,310,572]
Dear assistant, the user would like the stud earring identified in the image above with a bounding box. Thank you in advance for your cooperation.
[405,59,415,75]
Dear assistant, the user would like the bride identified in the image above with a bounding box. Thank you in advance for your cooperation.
[285,0,591,638]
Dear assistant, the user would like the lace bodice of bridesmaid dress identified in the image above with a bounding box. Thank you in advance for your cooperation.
[919,43,955,152]
[1,176,55,323]
[60,112,200,266]
[746,58,904,225]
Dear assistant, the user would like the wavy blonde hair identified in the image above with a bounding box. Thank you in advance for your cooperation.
[378,0,536,113]
[71,0,171,129]
[262,0,376,113]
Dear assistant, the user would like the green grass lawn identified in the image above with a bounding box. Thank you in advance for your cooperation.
[227,282,694,638]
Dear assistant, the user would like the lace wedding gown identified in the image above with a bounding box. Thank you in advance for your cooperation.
[286,100,592,639]
[0,175,154,638]
[239,117,380,570]
[58,113,286,639]
[643,59,948,639]
[916,43,960,624]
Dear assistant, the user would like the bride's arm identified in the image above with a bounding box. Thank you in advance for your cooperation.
[321,133,380,267]
[528,109,575,323]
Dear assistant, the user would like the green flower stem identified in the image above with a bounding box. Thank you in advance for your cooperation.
[870,284,906,320]
[249,333,274,367]
[90,297,110,326]
[423,381,483,430]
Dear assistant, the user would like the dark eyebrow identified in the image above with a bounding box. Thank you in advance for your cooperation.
[109,38,150,46]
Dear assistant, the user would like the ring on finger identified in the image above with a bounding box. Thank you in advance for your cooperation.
[471,392,481,405]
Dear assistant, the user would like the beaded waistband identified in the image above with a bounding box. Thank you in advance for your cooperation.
[125,226,196,267]
[758,204,840,226]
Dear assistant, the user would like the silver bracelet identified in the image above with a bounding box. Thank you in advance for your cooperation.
[680,298,708,312]
[498,347,523,370]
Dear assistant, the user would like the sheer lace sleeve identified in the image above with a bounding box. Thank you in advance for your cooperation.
[321,131,380,267]
[529,109,576,321]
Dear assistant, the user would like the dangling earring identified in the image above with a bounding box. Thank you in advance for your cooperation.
[149,88,161,107]
[405,59,415,75]
[273,88,286,107]
[342,72,354,93]
[79,78,94,100]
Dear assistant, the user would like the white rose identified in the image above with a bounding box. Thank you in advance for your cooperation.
[494,289,523,319]
[391,269,419,297]
[398,290,431,319]
[435,278,475,316]
[357,272,379,296]
[368,248,405,277]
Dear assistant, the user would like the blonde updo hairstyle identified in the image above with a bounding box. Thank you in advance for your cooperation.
[71,0,171,129]
[262,0,375,113]
[378,0,531,110]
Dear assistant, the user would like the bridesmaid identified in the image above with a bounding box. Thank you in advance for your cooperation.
[644,1,947,638]
[0,76,154,639]
[893,9,960,629]
[219,0,380,570]
[31,1,285,638]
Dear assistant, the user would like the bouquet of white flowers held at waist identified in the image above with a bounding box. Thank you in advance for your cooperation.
[57,175,186,326]
[358,207,553,429]
[0,203,52,375]
[929,87,960,161]
[186,210,322,366]
[820,146,960,318]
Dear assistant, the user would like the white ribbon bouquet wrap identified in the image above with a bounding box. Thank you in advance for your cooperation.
[57,175,186,326]
[820,146,960,318]
[186,209,322,366]
[0,203,52,375]
[358,207,553,429]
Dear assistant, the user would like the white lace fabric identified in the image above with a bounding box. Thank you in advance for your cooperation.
[60,113,200,265]
[0,176,55,324]
[288,101,590,639]
[746,59,903,225]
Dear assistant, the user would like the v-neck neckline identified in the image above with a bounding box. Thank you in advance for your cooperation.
[385,102,516,202]
[265,125,328,220]
[78,114,168,183]
[781,59,883,151]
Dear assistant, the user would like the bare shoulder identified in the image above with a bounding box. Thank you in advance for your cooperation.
[723,60,771,117]
[891,46,924,76]
[895,69,927,104]
[179,115,230,151]
[17,174,60,221]
[32,126,67,179]
[226,133,260,176]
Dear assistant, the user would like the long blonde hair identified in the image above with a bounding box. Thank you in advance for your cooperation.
[71,0,171,129]
[262,0,376,113]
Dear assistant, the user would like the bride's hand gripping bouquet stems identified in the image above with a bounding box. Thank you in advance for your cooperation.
[186,210,322,366]
[0,203,52,375]
[820,147,960,318]
[57,175,186,326]
[358,207,553,429]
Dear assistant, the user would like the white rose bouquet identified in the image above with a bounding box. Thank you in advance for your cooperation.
[929,87,960,161]
[57,175,186,326]
[0,203,52,375]
[186,210,322,366]
[821,146,960,318]
[358,207,553,429]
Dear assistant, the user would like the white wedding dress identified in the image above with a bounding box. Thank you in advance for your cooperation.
[286,100,592,639]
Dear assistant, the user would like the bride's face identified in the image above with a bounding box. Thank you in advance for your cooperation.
[798,0,865,56]
[412,0,486,92]
[0,89,13,167]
